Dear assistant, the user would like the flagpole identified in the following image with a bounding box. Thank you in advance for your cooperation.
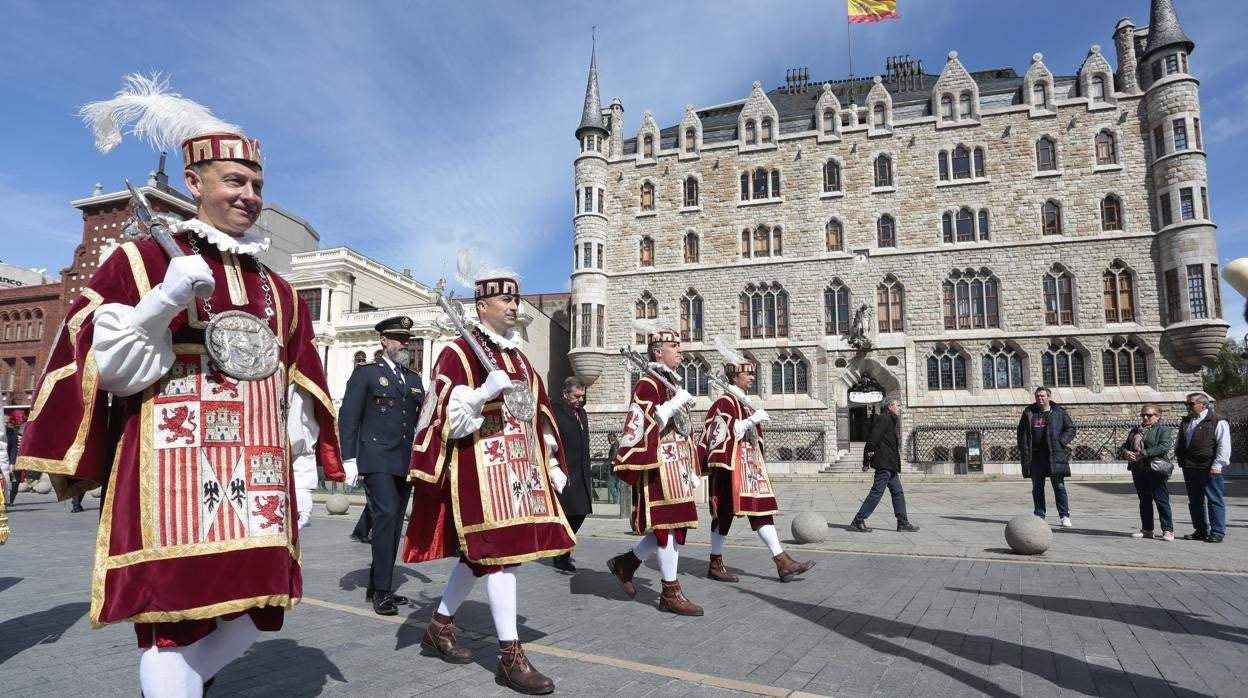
[847,19,854,77]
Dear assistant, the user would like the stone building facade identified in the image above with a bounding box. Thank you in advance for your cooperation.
[568,0,1227,472]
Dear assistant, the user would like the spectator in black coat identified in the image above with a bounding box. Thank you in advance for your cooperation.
[1016,387,1077,527]
[850,398,919,533]
[550,377,592,572]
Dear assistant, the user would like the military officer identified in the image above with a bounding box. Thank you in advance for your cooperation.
[338,316,425,615]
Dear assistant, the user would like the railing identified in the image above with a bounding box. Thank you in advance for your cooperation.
[909,419,1248,465]
[586,426,825,462]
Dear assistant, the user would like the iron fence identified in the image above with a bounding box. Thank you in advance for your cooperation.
[587,426,825,462]
[910,419,1248,465]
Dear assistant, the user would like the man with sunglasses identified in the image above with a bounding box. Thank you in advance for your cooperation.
[1175,393,1230,543]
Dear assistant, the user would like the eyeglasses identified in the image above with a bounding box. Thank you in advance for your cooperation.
[1185,402,1202,407]
[1140,413,1157,418]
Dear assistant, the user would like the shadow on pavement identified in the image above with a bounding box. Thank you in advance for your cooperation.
[735,587,1182,697]
[942,515,1011,525]
[221,638,346,693]
[1053,527,1135,538]
[337,565,431,596]
[0,602,89,665]
[0,577,21,594]
[945,587,1248,646]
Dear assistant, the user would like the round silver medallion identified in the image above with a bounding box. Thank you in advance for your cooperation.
[204,310,280,381]
[673,408,692,437]
[504,380,537,422]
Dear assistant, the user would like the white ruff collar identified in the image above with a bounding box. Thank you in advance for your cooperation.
[169,218,271,256]
[473,320,518,350]
[647,362,679,380]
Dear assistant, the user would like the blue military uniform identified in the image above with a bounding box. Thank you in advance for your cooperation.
[338,316,425,613]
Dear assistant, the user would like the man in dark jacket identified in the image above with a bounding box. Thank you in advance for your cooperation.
[1016,387,1077,527]
[850,397,919,532]
[1176,392,1230,543]
[338,316,425,615]
[550,377,592,572]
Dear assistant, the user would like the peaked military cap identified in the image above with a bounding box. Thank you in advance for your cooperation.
[375,315,414,338]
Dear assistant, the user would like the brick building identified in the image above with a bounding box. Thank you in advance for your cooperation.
[568,0,1227,473]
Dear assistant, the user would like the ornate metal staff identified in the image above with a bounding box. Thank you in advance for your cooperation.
[619,348,692,436]
[124,180,212,299]
[432,278,535,421]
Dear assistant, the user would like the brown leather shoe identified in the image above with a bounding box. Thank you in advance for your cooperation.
[495,640,554,695]
[421,612,473,664]
[607,551,642,599]
[773,551,815,583]
[658,579,704,616]
[707,554,739,582]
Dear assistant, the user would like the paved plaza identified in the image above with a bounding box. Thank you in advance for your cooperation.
[1,479,1246,696]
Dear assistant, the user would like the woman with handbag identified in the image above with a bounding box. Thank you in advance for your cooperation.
[1120,403,1175,541]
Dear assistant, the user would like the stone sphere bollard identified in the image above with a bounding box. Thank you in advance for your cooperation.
[33,478,53,495]
[325,493,351,515]
[1004,513,1053,555]
[790,511,828,544]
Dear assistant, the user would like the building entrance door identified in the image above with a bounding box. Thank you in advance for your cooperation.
[846,375,885,442]
[848,405,877,441]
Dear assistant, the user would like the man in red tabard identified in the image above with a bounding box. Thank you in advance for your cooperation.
[16,74,347,697]
[404,266,573,695]
[607,326,704,616]
[698,356,814,583]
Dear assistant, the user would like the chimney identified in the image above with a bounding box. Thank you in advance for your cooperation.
[155,151,169,189]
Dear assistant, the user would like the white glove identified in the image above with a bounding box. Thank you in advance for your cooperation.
[750,409,770,425]
[689,472,702,491]
[481,370,514,400]
[549,465,567,493]
[343,459,359,487]
[668,389,694,409]
[159,255,214,306]
[543,433,559,454]
[296,489,313,529]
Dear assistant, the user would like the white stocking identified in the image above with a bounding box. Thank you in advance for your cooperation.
[631,532,658,561]
[710,530,727,556]
[437,561,478,616]
[756,524,783,556]
[485,570,519,642]
[138,615,259,697]
[140,645,201,698]
[656,537,680,581]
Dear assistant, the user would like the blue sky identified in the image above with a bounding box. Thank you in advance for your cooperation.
[0,0,1244,338]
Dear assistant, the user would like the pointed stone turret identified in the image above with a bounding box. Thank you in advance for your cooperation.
[577,44,605,136]
[1145,0,1194,57]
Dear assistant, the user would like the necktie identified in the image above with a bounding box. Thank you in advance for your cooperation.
[393,364,405,388]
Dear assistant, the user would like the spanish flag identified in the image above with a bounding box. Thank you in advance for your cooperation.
[848,0,900,24]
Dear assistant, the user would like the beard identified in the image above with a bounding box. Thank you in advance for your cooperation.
[385,346,412,367]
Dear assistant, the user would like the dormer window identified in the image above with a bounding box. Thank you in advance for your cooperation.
[1032,82,1049,109]
[1090,75,1106,103]
[822,108,837,135]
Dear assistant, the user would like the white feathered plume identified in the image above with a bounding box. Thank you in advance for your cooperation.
[632,316,662,338]
[713,336,747,366]
[78,73,245,154]
[455,248,518,289]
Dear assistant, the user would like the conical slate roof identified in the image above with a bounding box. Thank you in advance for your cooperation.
[1145,0,1194,56]
[577,46,605,134]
